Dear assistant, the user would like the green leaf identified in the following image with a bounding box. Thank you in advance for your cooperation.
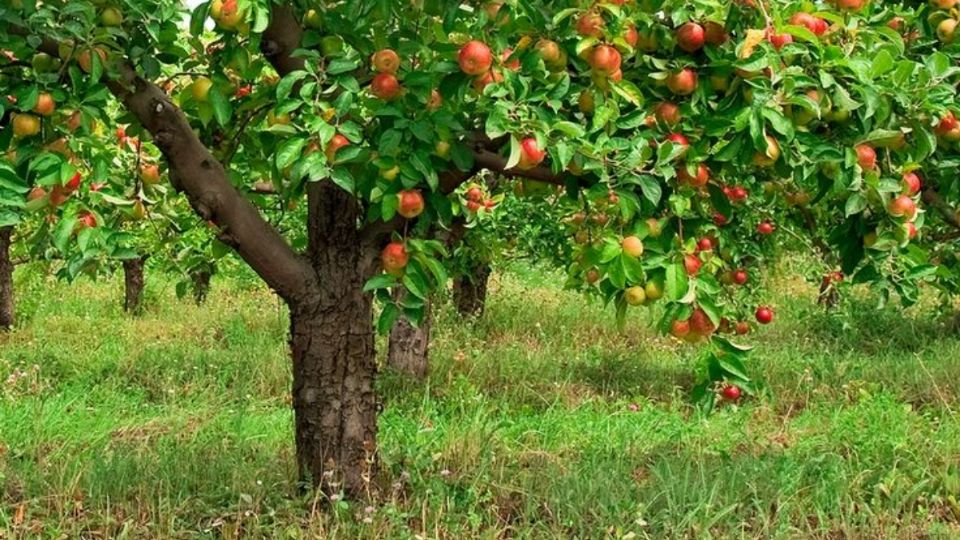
[377,303,400,335]
[870,49,895,78]
[276,138,307,171]
[639,176,661,206]
[665,263,689,301]
[208,86,231,126]
[330,167,355,194]
[505,135,521,170]
[612,80,644,107]
[844,194,867,217]
[364,273,398,292]
[277,71,309,101]
[189,2,209,36]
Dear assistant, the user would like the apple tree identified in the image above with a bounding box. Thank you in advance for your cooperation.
[4,0,960,499]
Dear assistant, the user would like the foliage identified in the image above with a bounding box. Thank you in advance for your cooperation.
[4,0,960,404]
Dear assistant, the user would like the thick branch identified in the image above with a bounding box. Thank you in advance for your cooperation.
[473,149,570,186]
[261,4,304,76]
[11,26,317,304]
[922,186,960,230]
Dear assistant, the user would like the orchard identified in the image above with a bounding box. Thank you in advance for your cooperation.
[2,0,960,536]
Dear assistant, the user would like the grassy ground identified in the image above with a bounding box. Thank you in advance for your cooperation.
[1,261,959,539]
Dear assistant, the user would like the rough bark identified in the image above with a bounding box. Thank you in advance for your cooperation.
[288,181,380,498]
[122,257,146,313]
[454,263,492,317]
[386,293,431,380]
[190,268,213,305]
[0,227,14,329]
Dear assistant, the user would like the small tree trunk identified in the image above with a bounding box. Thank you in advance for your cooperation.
[0,227,14,329]
[386,295,431,379]
[290,182,379,498]
[817,276,839,310]
[122,257,146,313]
[453,263,491,317]
[190,268,213,305]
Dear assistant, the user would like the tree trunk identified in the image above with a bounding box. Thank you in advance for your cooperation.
[386,295,431,379]
[122,257,146,313]
[453,263,491,317]
[0,227,14,329]
[191,268,213,305]
[289,182,379,498]
[817,276,839,310]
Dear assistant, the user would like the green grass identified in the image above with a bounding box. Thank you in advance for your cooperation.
[1,261,959,539]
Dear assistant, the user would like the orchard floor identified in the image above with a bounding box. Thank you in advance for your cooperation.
[1,262,960,539]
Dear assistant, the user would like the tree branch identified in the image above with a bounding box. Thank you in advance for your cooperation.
[10,26,318,304]
[261,4,304,76]
[922,185,960,230]
[472,149,570,187]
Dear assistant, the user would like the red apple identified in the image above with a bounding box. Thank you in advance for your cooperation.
[372,49,400,74]
[902,172,922,195]
[855,144,876,170]
[458,40,493,76]
[677,163,709,188]
[766,28,794,50]
[704,21,728,45]
[589,45,621,76]
[381,241,409,276]
[623,24,639,49]
[370,73,402,100]
[576,12,604,38]
[755,306,774,324]
[398,190,425,219]
[757,220,775,235]
[671,319,691,338]
[666,68,698,95]
[665,133,690,151]
[655,102,681,125]
[721,384,742,401]
[65,172,82,191]
[472,68,503,91]
[689,307,716,337]
[517,137,546,170]
[326,134,349,162]
[935,112,958,136]
[888,194,917,219]
[501,48,520,71]
[834,0,868,10]
[790,12,828,36]
[684,254,702,275]
[77,211,97,229]
[676,22,706,53]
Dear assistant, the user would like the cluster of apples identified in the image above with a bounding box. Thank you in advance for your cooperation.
[931,0,960,43]
[463,185,496,214]
[369,49,403,101]
[853,143,923,242]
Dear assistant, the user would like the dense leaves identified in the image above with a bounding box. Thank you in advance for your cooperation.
[3,0,960,404]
